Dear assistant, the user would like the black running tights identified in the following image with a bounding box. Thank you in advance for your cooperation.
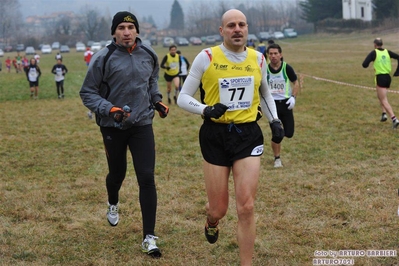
[100,125,157,237]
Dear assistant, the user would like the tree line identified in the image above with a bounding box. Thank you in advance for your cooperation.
[0,0,397,47]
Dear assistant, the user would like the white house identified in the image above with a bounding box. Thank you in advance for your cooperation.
[342,0,372,21]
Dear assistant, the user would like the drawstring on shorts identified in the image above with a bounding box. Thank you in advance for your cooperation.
[227,123,242,134]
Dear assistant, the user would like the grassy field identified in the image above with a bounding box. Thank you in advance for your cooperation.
[1,31,399,266]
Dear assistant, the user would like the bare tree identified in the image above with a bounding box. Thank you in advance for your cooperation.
[0,0,22,44]
[77,7,107,41]
[185,0,299,37]
[56,17,71,36]
[186,1,231,36]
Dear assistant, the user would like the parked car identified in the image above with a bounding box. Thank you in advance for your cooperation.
[25,46,35,55]
[41,44,52,54]
[247,34,258,43]
[283,28,298,38]
[75,42,86,52]
[273,31,285,39]
[100,40,108,47]
[205,36,216,45]
[189,37,202,45]
[4,45,13,52]
[51,42,60,50]
[149,36,158,46]
[60,45,70,53]
[175,37,189,46]
[16,44,25,52]
[163,37,175,47]
[0,48,4,57]
[91,42,102,52]
[258,32,272,41]
[212,34,222,42]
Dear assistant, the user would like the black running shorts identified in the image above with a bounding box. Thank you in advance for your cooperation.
[375,74,391,88]
[199,120,264,167]
[29,81,39,87]
[164,73,179,82]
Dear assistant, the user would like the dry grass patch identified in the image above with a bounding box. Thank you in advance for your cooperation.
[1,31,399,265]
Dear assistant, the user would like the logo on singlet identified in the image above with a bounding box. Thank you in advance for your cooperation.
[245,65,256,72]
[213,63,228,70]
[220,79,230,89]
[232,65,243,70]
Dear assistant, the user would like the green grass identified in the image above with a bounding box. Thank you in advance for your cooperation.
[1,32,399,265]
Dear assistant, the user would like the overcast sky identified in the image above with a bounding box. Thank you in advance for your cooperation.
[20,0,297,29]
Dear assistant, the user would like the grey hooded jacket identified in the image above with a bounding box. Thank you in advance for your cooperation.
[80,38,162,129]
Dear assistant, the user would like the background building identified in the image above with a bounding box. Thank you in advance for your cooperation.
[342,0,372,21]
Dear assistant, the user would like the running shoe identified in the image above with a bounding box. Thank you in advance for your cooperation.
[141,235,162,258]
[87,111,93,119]
[274,158,283,168]
[380,113,387,122]
[393,119,399,129]
[204,221,219,244]
[107,202,119,226]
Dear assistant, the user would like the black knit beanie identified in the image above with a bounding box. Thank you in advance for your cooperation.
[111,11,139,35]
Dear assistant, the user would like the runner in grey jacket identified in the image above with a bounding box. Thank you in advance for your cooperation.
[79,11,168,258]
[80,38,163,128]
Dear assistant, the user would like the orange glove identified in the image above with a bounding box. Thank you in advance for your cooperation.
[155,102,169,118]
[110,105,131,123]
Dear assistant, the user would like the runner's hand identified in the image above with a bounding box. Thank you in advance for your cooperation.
[270,119,284,144]
[203,103,228,119]
[155,102,169,118]
[110,106,131,123]
[286,96,296,110]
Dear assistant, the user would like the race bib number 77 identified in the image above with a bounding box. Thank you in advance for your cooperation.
[219,76,254,111]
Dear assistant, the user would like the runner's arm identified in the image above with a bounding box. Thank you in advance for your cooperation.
[177,50,210,115]
[259,55,278,122]
[362,50,376,68]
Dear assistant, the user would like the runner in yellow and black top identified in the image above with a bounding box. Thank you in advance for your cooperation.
[160,44,181,104]
[363,38,399,128]
[177,9,284,266]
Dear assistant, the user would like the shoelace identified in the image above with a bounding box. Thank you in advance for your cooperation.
[146,235,158,243]
[144,235,159,249]
[109,205,118,214]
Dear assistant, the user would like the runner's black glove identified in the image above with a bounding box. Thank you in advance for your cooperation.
[270,119,284,144]
[155,101,169,118]
[394,70,399,77]
[203,103,228,119]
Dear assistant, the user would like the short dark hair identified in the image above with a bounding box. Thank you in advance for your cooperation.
[169,45,177,50]
[266,43,282,54]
